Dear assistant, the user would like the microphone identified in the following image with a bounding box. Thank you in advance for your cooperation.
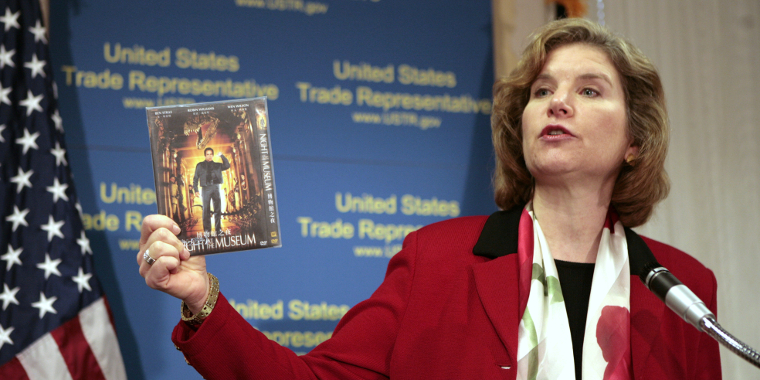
[639,261,760,368]
[639,262,714,331]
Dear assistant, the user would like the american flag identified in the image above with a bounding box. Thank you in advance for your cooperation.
[0,0,126,378]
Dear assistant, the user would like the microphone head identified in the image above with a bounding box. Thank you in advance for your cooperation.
[639,261,662,284]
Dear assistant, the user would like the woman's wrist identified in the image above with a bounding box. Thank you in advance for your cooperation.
[181,273,219,325]
[185,274,211,315]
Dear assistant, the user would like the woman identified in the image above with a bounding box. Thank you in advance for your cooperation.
[138,18,721,379]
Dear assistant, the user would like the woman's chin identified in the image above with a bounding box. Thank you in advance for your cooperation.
[528,160,579,179]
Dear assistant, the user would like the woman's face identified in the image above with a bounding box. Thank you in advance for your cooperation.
[521,43,637,186]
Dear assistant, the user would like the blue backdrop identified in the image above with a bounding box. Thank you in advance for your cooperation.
[50,0,496,378]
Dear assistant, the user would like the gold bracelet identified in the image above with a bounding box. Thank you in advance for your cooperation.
[181,273,219,326]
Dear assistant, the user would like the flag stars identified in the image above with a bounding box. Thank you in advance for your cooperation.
[51,141,67,166]
[31,292,57,319]
[0,84,11,106]
[19,90,43,116]
[36,253,62,279]
[0,324,13,351]
[15,127,39,153]
[46,177,69,202]
[48,141,69,166]
[0,8,20,32]
[75,202,83,219]
[0,6,119,366]
[10,167,33,193]
[1,244,22,271]
[51,110,63,132]
[40,215,65,242]
[24,53,46,78]
[0,283,20,310]
[5,206,29,232]
[28,20,46,44]
[77,231,92,255]
[0,45,14,68]
[72,268,92,293]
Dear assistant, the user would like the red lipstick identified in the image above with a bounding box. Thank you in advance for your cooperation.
[540,125,574,140]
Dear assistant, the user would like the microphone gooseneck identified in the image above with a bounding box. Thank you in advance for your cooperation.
[640,262,760,369]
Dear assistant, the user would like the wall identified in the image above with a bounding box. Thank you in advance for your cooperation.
[49,1,495,378]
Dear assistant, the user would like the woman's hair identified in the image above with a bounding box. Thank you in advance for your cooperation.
[491,18,670,227]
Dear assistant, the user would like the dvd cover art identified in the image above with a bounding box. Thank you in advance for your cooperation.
[146,97,281,256]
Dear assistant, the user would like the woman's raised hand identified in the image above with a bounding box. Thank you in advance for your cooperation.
[137,215,209,314]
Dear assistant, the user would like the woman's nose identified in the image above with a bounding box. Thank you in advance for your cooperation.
[548,92,573,118]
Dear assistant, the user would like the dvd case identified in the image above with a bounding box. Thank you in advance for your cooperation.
[146,97,281,256]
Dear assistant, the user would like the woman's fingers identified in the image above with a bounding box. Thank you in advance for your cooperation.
[135,214,207,301]
[144,252,181,292]
[136,214,208,302]
[140,214,180,246]
[138,239,180,278]
[140,241,207,300]
[137,216,189,267]
[155,261,209,305]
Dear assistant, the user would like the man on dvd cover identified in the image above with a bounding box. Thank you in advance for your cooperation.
[193,147,230,234]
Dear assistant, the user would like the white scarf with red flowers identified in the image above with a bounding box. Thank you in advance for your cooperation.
[516,202,632,380]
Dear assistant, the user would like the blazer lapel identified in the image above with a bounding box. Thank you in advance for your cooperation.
[471,207,524,363]
[472,255,521,364]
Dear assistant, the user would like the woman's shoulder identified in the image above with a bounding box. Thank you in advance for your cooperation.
[413,215,491,242]
[638,235,717,292]
[639,236,709,271]
[394,215,491,263]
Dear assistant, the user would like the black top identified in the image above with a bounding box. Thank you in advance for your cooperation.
[555,259,595,380]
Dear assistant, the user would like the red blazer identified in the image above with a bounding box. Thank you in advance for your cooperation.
[173,209,721,379]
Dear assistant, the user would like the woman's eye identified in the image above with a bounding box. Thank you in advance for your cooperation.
[582,88,599,97]
[534,88,550,97]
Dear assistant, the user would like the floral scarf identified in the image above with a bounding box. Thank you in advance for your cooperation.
[516,202,632,380]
